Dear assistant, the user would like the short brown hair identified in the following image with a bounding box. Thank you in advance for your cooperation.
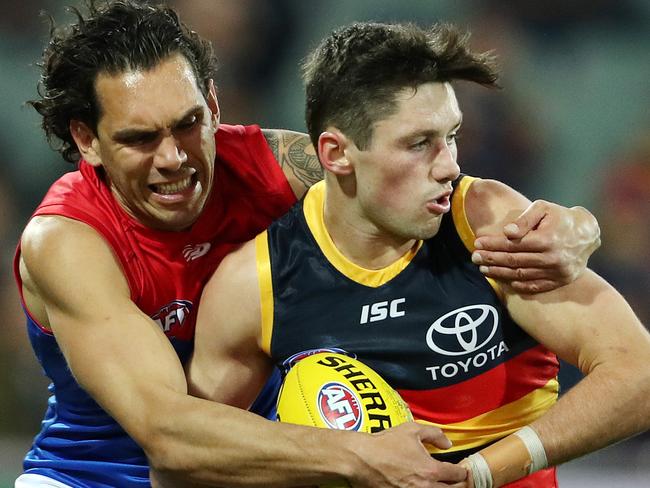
[302,22,499,150]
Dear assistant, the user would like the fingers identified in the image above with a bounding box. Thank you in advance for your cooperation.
[477,265,552,281]
[509,279,562,294]
[432,461,468,484]
[501,200,551,239]
[477,262,576,294]
[472,250,550,270]
[474,235,548,253]
[472,200,597,293]
[415,423,453,450]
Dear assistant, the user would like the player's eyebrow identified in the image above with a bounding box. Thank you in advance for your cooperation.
[112,104,204,141]
[399,114,463,142]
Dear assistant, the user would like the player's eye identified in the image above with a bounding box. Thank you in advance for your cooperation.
[410,139,429,150]
[176,115,199,131]
[447,132,460,144]
[117,132,158,146]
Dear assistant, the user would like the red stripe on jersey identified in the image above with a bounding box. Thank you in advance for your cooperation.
[398,345,559,424]
[505,467,557,487]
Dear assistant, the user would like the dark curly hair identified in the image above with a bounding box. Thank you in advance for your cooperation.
[303,22,500,151]
[29,0,217,163]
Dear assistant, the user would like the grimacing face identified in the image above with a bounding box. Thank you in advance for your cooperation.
[345,82,462,241]
[86,53,219,231]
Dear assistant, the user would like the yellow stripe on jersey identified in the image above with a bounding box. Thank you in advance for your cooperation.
[419,377,559,454]
[255,230,274,355]
[451,176,503,299]
[303,181,422,288]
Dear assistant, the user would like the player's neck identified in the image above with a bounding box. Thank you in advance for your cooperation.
[323,195,418,270]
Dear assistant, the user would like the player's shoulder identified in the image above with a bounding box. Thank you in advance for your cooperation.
[215,123,265,149]
[463,177,530,236]
[199,238,262,334]
[21,216,116,277]
[19,215,129,301]
[260,127,311,166]
[208,238,258,291]
[22,215,102,255]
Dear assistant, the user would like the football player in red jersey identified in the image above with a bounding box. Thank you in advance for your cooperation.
[15,2,601,487]
[187,21,649,488]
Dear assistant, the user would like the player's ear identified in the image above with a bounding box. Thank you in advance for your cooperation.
[206,79,220,131]
[318,128,354,176]
[70,120,102,167]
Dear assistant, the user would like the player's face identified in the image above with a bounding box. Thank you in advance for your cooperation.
[90,53,218,231]
[347,82,462,241]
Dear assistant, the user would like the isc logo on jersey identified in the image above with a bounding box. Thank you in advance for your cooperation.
[318,382,363,431]
[360,298,405,324]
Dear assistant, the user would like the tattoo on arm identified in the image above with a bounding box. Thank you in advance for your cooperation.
[284,132,323,188]
[264,130,280,161]
[263,130,323,194]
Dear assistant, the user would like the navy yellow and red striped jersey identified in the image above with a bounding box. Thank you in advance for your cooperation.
[258,176,559,487]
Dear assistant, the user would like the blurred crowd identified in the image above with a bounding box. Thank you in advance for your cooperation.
[1,0,648,482]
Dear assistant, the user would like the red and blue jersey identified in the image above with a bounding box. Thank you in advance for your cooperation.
[13,124,296,487]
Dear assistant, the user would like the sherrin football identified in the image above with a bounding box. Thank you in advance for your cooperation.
[276,352,413,433]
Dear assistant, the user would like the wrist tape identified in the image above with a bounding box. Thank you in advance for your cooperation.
[467,453,493,488]
[514,426,548,475]
[466,426,547,488]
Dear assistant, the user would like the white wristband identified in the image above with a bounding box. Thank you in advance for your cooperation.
[466,453,493,488]
[514,426,548,474]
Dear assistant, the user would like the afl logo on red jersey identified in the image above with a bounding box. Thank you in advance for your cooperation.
[317,382,363,431]
[151,299,193,337]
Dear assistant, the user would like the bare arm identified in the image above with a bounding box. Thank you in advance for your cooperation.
[262,129,323,199]
[19,217,395,487]
[472,198,600,294]
[462,180,650,487]
[187,239,469,488]
[187,240,274,409]
[507,272,650,462]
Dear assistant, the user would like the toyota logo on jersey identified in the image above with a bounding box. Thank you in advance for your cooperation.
[426,304,499,356]
[318,382,363,431]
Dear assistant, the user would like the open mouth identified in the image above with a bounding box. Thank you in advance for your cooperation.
[426,190,452,214]
[435,194,450,205]
[149,174,197,195]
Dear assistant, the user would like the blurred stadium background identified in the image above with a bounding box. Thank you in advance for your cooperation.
[1,0,648,486]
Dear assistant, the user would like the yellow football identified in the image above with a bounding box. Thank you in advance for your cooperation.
[276,352,413,433]
[276,352,413,488]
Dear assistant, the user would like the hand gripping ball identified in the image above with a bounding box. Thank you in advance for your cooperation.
[276,353,413,486]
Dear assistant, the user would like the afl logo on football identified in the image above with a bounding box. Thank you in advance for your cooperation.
[317,382,363,431]
[426,304,499,356]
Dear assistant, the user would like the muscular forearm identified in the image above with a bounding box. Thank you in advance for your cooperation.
[145,395,354,487]
[531,360,650,466]
[465,359,650,488]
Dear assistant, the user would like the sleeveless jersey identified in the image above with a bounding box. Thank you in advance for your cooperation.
[258,177,560,487]
[13,124,296,487]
